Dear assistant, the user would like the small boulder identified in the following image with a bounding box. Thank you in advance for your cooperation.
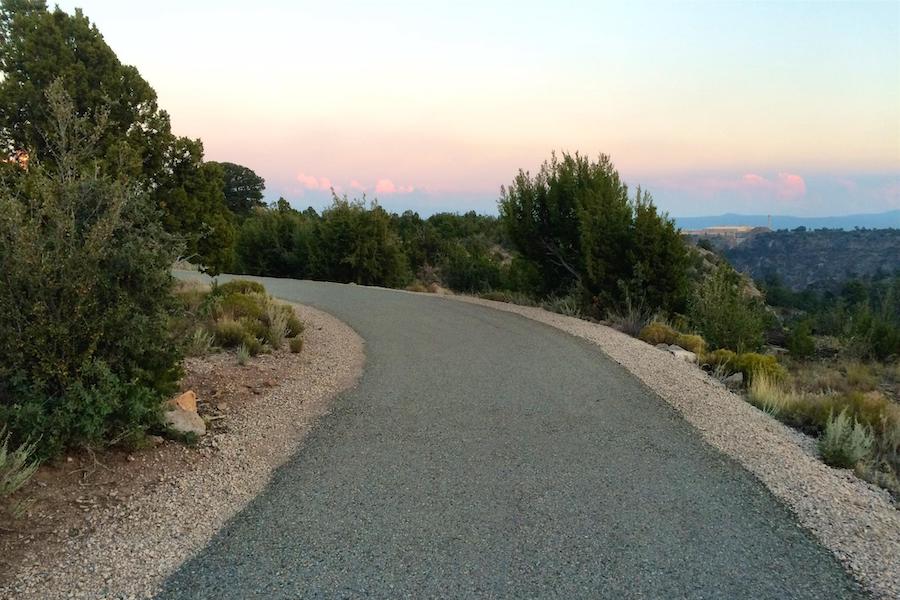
[723,372,744,390]
[163,408,206,437]
[169,390,198,413]
[667,345,698,364]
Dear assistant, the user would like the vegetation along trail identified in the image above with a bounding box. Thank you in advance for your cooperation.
[161,274,863,599]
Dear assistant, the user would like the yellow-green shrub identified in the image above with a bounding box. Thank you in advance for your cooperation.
[279,306,303,338]
[289,336,304,354]
[674,333,706,355]
[639,322,678,346]
[735,353,786,383]
[214,319,246,348]
[217,279,266,295]
[218,292,265,321]
[702,348,737,370]
[242,335,263,356]
[240,318,268,342]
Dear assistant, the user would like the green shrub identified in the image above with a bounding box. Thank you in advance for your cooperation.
[316,195,411,288]
[217,279,266,296]
[689,263,766,352]
[674,333,706,355]
[787,320,815,358]
[638,322,678,346]
[240,318,269,343]
[439,241,503,293]
[0,85,180,458]
[242,335,263,357]
[290,336,305,354]
[1,428,38,498]
[214,319,247,348]
[502,257,542,294]
[818,409,873,468]
[0,361,163,460]
[218,292,266,321]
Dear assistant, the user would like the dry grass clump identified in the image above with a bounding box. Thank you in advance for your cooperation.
[845,361,878,391]
[748,373,800,417]
[173,279,303,361]
[747,365,900,496]
[185,328,215,357]
[405,281,431,293]
[236,343,251,366]
[264,304,289,350]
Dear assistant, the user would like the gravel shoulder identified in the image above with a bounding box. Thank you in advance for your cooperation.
[450,293,900,599]
[0,303,364,600]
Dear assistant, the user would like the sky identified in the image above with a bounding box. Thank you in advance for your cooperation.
[58,0,900,217]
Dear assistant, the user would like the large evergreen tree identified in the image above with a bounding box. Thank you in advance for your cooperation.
[499,152,688,314]
[211,161,266,217]
[0,0,236,271]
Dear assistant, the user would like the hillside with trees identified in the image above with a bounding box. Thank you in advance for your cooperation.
[724,229,900,291]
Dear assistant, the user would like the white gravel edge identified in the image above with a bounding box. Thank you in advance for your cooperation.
[1,303,365,600]
[449,294,900,600]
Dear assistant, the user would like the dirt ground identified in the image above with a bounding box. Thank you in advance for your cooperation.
[0,347,303,584]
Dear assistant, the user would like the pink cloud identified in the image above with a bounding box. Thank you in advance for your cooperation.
[375,178,397,194]
[374,178,414,195]
[659,172,806,200]
[776,173,806,199]
[295,172,332,191]
[350,179,365,191]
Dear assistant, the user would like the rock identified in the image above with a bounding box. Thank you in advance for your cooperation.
[169,390,198,413]
[163,408,206,437]
[655,343,670,350]
[667,345,698,364]
[148,435,165,446]
[723,372,744,390]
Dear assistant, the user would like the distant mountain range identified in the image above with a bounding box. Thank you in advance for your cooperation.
[674,210,900,231]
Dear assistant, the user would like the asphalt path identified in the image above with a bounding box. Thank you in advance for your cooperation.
[158,276,864,599]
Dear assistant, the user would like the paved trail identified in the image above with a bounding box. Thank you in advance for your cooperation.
[159,277,863,599]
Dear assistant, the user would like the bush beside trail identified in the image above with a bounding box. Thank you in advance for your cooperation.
[0,84,181,460]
